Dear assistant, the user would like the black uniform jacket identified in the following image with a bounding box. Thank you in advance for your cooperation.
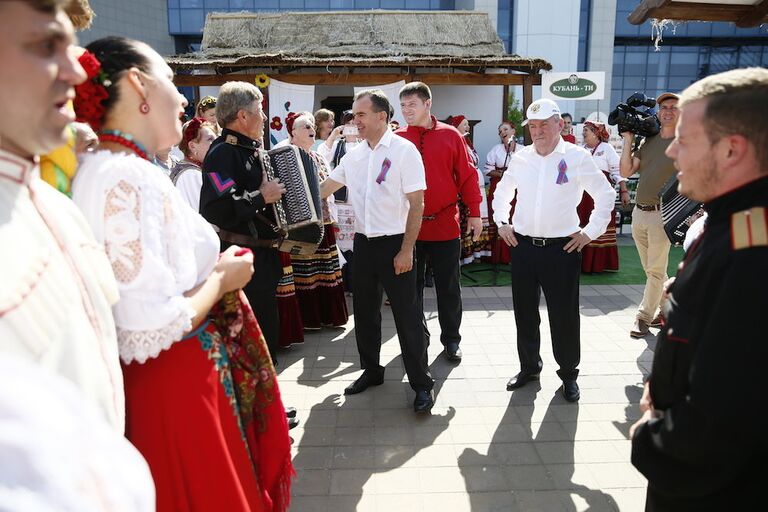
[632,175,768,511]
[199,128,278,240]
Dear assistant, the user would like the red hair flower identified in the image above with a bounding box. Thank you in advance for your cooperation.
[73,50,111,131]
[270,116,283,131]
[78,50,101,79]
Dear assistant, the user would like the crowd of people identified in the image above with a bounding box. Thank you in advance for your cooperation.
[1,1,767,511]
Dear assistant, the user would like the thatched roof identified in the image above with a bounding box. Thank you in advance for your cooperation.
[167,10,551,73]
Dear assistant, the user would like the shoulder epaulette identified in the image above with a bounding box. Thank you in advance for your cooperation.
[731,206,768,250]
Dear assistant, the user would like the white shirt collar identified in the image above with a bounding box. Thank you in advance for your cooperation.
[371,128,393,150]
[0,148,35,185]
[551,138,568,155]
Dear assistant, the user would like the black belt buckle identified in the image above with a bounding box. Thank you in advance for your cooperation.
[532,237,546,247]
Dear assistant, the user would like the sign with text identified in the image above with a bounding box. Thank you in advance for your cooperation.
[542,72,605,101]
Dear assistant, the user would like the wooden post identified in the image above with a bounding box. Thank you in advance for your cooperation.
[522,74,534,145]
[263,86,270,149]
[502,84,509,123]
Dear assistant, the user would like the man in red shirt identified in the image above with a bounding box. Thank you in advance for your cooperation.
[395,82,483,361]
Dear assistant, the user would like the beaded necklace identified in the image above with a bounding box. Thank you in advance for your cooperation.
[98,130,150,161]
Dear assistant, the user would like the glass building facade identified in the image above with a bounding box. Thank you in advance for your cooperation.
[612,0,768,107]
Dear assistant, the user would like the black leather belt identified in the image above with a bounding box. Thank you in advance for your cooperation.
[219,229,279,249]
[517,234,571,247]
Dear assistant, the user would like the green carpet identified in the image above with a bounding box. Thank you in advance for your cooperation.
[460,245,685,287]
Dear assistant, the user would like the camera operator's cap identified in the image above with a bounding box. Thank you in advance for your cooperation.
[656,92,679,105]
[521,99,561,126]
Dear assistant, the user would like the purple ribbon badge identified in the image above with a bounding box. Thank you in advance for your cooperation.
[376,157,392,184]
[556,158,569,185]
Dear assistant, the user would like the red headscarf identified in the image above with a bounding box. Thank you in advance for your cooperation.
[447,114,474,151]
[284,112,300,136]
[182,117,205,147]
[448,115,466,129]
[583,121,610,143]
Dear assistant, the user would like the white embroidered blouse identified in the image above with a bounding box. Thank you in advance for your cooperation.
[0,149,125,431]
[73,151,220,365]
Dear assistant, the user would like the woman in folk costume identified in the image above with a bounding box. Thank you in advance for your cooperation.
[484,121,523,265]
[285,111,349,329]
[448,115,491,264]
[196,95,218,125]
[71,37,293,512]
[276,250,305,348]
[170,117,216,211]
[578,121,629,273]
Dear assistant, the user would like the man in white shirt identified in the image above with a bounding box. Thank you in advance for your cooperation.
[492,99,615,402]
[320,89,435,414]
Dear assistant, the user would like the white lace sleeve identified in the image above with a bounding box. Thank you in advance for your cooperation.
[99,177,198,364]
[72,153,219,364]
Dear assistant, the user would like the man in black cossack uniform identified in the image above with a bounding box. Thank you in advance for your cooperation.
[630,68,768,511]
[199,81,286,364]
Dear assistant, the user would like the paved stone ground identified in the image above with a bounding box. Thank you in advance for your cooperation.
[277,284,657,512]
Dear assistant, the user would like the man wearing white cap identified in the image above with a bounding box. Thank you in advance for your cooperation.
[492,98,615,402]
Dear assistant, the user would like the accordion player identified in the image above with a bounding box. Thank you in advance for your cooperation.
[257,145,325,255]
[659,176,705,246]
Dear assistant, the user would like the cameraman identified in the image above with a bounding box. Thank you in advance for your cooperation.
[620,92,679,338]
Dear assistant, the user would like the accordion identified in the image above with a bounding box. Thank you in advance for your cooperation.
[659,176,705,246]
[257,145,324,255]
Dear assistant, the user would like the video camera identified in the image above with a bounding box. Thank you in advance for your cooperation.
[608,92,660,138]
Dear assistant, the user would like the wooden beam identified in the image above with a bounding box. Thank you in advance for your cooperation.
[173,72,542,87]
[628,0,670,25]
[630,1,758,25]
[737,0,768,27]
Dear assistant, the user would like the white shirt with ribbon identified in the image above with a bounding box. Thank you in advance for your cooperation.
[492,139,616,241]
[329,129,426,238]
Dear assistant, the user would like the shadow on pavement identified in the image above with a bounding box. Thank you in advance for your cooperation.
[458,384,617,511]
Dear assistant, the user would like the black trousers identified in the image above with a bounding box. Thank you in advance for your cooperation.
[223,242,282,366]
[352,233,433,391]
[509,235,581,381]
[415,238,462,347]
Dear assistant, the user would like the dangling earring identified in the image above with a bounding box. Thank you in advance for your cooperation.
[140,102,150,114]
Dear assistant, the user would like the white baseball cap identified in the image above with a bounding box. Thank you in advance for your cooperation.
[522,99,562,125]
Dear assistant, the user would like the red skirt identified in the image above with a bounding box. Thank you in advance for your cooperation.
[484,176,515,265]
[124,292,294,512]
[577,184,619,273]
[276,252,305,346]
[290,225,349,329]
[123,324,266,512]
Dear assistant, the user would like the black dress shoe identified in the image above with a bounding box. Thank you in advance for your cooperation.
[413,389,434,414]
[445,342,462,362]
[506,372,540,391]
[285,407,297,419]
[288,416,300,430]
[562,380,580,402]
[344,370,384,395]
